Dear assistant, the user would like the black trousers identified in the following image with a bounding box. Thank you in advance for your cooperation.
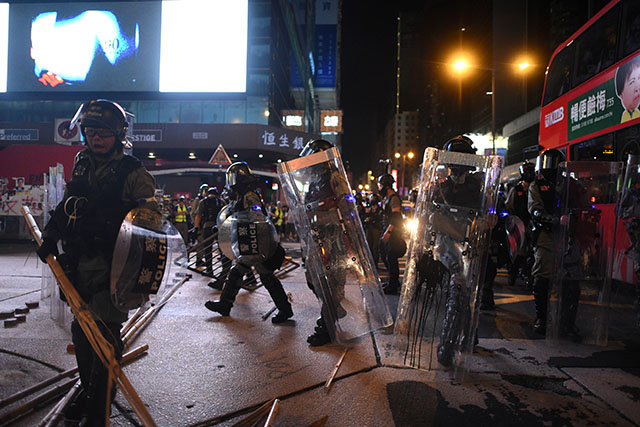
[71,319,123,424]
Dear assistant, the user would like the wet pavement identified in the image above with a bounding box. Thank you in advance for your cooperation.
[1,241,639,426]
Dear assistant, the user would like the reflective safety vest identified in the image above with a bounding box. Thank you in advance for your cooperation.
[175,204,188,223]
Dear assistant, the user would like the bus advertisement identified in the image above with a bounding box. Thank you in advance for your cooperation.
[539,0,640,284]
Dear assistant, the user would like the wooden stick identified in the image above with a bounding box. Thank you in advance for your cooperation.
[324,348,348,392]
[41,379,81,427]
[263,399,279,427]
[39,345,148,427]
[0,377,77,425]
[231,399,275,427]
[22,207,156,426]
[122,276,189,346]
[0,366,78,409]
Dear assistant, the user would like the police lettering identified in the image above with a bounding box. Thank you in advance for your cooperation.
[249,223,259,254]
[150,237,168,291]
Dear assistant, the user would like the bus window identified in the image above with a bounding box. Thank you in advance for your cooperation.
[570,132,615,161]
[622,0,640,58]
[574,5,620,87]
[616,122,640,160]
[543,43,576,105]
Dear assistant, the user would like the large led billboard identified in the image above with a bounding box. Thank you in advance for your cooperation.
[1,0,247,93]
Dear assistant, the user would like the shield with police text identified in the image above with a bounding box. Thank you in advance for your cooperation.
[547,160,623,345]
[111,207,187,312]
[391,147,503,374]
[217,208,278,266]
[278,147,392,344]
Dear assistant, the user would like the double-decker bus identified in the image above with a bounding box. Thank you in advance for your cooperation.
[539,0,640,283]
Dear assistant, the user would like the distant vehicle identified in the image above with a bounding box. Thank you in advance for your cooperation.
[539,0,639,283]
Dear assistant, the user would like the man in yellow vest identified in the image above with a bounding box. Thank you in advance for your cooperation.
[174,196,189,243]
[270,201,284,237]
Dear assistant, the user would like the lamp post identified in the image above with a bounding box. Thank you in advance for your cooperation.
[394,151,415,196]
[449,54,532,155]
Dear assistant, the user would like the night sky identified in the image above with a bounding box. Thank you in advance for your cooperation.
[339,0,494,179]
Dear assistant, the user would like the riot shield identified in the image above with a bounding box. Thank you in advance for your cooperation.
[547,161,623,345]
[278,147,392,344]
[217,207,278,265]
[111,207,187,312]
[391,147,503,372]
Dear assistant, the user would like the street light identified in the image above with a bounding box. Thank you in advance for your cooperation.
[449,53,533,155]
[395,151,415,196]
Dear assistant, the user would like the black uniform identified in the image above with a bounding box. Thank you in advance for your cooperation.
[40,149,156,424]
[506,180,534,287]
[380,190,405,294]
[198,194,223,273]
[205,187,293,322]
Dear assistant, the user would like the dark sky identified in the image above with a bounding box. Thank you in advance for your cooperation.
[339,2,398,177]
[339,1,494,178]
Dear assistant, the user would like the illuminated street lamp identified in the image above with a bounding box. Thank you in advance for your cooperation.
[449,53,533,155]
[395,151,415,196]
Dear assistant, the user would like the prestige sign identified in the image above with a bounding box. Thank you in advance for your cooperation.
[130,129,163,143]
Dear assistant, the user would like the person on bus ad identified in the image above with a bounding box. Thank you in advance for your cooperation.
[615,57,640,123]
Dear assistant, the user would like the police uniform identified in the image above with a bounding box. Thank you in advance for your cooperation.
[174,200,189,243]
[506,180,534,286]
[197,192,223,273]
[380,188,404,294]
[205,163,292,323]
[41,139,155,423]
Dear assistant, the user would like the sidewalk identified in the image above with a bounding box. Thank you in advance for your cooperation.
[1,241,639,426]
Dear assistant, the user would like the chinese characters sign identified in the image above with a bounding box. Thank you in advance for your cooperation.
[567,77,622,141]
[1,185,45,216]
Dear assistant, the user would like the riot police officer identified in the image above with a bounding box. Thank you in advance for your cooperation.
[378,173,405,295]
[506,161,535,288]
[528,149,564,336]
[364,193,384,266]
[205,162,293,323]
[196,186,223,277]
[36,99,156,425]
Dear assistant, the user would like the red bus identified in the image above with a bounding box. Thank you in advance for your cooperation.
[539,0,640,283]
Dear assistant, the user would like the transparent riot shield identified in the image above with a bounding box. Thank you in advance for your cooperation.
[217,208,278,265]
[391,147,503,373]
[111,207,187,312]
[278,147,392,344]
[547,161,623,345]
[617,155,640,274]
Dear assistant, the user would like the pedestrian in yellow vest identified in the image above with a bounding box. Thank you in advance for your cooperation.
[174,196,189,243]
[270,201,284,236]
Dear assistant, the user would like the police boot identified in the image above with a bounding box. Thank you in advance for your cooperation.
[204,268,242,315]
[438,283,464,367]
[532,277,549,335]
[559,280,582,342]
[261,274,293,324]
[307,317,331,347]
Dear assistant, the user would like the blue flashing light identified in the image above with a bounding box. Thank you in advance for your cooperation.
[345,194,356,203]
[499,211,509,217]
[252,204,262,211]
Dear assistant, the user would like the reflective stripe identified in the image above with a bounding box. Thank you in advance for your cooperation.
[175,205,188,222]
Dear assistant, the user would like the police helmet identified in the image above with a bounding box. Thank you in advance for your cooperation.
[179,196,186,202]
[207,186,218,196]
[226,162,256,189]
[199,184,209,194]
[299,139,334,157]
[535,149,565,182]
[519,161,536,183]
[72,99,129,143]
[443,135,476,154]
[377,173,395,188]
